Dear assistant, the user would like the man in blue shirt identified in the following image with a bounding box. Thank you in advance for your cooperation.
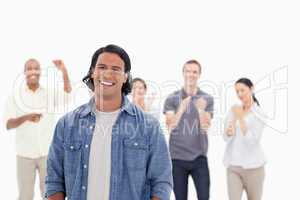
[45,44,173,200]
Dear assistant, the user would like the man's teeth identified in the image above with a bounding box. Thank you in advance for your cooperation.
[100,81,114,86]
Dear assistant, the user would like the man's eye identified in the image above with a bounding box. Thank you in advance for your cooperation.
[112,67,121,72]
[97,65,105,69]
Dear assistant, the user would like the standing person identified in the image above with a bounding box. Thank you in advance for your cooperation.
[224,78,266,200]
[131,77,160,120]
[3,59,72,200]
[45,44,173,200]
[163,60,214,200]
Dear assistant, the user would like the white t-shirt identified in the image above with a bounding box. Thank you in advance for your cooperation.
[87,108,120,200]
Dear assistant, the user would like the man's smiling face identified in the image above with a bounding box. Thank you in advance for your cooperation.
[91,52,127,100]
[24,59,41,86]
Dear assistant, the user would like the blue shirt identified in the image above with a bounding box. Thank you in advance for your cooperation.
[45,96,173,200]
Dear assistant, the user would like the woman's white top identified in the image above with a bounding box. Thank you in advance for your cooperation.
[223,104,267,169]
[128,94,161,120]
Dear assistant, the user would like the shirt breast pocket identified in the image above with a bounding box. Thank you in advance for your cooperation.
[63,141,82,173]
[123,139,148,170]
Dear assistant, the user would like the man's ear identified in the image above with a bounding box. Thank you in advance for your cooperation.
[124,73,128,83]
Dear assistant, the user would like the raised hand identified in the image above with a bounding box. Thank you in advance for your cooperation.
[226,121,235,136]
[178,96,191,114]
[232,105,245,120]
[52,59,66,71]
[195,97,207,112]
[200,111,211,131]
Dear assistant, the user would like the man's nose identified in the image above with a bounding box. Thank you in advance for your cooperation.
[102,70,114,79]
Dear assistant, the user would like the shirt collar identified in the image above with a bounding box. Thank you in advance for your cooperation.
[24,84,43,93]
[181,87,201,98]
[79,95,136,118]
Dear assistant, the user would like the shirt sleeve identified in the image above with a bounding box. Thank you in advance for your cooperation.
[45,116,66,198]
[243,108,266,145]
[163,95,176,114]
[147,120,173,200]
[205,96,214,118]
[3,95,17,127]
[223,109,235,142]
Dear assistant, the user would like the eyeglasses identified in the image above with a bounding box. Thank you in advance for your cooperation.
[95,64,125,75]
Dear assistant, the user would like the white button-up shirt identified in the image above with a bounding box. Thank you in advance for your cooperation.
[3,85,70,159]
[223,104,267,169]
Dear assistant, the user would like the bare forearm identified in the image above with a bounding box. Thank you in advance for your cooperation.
[6,115,28,130]
[48,192,65,200]
[61,68,71,93]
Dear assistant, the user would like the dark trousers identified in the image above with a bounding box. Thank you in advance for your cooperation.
[172,155,210,200]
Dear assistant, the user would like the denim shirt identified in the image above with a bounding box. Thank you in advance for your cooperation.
[45,96,173,200]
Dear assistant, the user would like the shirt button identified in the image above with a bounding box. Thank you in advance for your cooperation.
[83,164,87,169]
[70,146,74,150]
[134,142,138,146]
[89,125,93,130]
[82,186,86,190]
[85,144,89,148]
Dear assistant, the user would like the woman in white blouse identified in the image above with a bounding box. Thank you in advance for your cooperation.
[224,78,266,200]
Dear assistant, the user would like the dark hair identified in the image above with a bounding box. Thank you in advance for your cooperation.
[183,59,202,73]
[132,77,147,90]
[82,44,132,95]
[235,78,260,106]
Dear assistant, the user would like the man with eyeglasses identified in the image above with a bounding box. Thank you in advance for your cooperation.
[45,44,173,200]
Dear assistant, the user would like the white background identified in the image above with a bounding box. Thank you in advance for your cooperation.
[0,0,298,199]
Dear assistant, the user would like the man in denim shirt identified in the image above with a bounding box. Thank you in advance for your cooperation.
[45,44,173,200]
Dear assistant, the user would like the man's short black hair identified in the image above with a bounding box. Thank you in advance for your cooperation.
[82,44,132,95]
